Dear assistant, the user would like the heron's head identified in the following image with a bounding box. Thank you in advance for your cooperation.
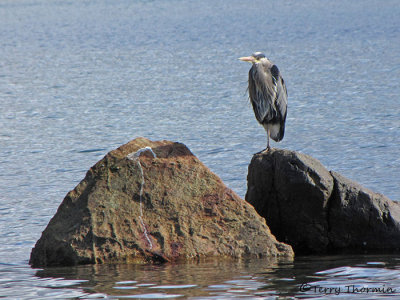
[238,52,268,64]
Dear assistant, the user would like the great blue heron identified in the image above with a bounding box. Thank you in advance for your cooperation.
[239,52,288,151]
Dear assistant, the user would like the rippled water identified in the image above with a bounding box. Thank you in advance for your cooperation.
[3,256,400,299]
[0,0,399,298]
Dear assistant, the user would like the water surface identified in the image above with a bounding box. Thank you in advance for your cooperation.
[3,255,400,299]
[0,0,399,298]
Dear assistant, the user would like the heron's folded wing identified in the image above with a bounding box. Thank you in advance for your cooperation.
[248,69,276,123]
[275,76,288,123]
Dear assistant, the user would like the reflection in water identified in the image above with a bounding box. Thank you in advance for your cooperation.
[32,255,400,299]
[34,258,288,298]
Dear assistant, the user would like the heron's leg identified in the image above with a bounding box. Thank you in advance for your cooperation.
[259,126,271,153]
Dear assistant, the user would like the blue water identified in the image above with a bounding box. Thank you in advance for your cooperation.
[0,0,399,298]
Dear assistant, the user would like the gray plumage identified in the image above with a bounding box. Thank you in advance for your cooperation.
[239,52,288,150]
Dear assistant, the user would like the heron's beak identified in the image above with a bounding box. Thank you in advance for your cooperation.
[238,56,255,63]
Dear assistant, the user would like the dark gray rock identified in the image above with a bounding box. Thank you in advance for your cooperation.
[328,171,400,250]
[246,148,400,254]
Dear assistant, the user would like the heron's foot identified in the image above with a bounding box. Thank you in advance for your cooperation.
[263,146,271,153]
[255,146,271,155]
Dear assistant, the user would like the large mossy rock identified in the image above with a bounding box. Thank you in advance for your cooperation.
[30,138,293,267]
[246,149,400,254]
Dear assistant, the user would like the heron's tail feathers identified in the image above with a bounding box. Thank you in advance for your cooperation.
[264,123,285,142]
